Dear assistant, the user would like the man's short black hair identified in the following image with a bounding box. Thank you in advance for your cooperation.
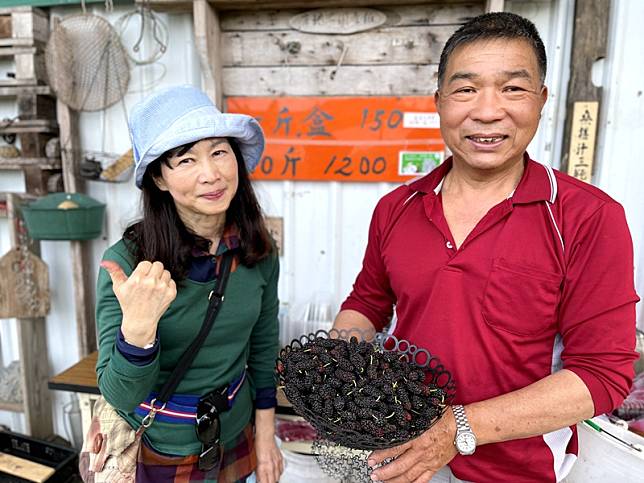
[437,12,547,89]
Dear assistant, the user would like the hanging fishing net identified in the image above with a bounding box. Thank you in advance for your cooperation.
[45,13,130,112]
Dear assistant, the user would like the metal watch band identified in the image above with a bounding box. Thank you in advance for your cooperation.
[452,404,472,431]
[452,405,476,456]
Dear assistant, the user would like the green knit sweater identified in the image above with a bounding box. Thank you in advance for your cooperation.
[95,239,279,456]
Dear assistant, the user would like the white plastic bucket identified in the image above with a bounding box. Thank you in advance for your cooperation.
[564,416,644,483]
[280,448,341,483]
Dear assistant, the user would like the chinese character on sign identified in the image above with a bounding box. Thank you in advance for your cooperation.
[280,146,301,176]
[273,108,292,136]
[567,102,598,183]
[575,143,588,158]
[303,106,334,137]
[579,109,594,125]
[573,167,589,181]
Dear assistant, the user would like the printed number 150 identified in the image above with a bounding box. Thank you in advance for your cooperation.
[360,109,403,131]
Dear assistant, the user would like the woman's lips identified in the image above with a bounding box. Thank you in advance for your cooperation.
[201,189,225,201]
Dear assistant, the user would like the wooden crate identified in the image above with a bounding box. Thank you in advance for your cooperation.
[0,119,58,135]
[0,119,59,160]
[0,46,46,85]
[0,6,60,191]
[0,157,61,170]
[0,7,49,86]
[0,7,49,48]
[0,85,51,97]
[16,92,56,120]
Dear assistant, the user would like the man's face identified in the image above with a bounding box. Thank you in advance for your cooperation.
[435,38,547,174]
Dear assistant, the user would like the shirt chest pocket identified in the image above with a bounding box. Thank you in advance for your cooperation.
[481,259,563,336]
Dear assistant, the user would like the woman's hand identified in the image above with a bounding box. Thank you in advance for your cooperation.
[101,260,177,347]
[254,408,283,483]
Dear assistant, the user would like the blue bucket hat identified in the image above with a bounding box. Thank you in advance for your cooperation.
[128,85,264,188]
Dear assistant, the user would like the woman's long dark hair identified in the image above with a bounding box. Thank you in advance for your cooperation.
[124,138,272,280]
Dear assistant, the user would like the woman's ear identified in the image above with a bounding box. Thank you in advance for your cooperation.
[153,175,169,192]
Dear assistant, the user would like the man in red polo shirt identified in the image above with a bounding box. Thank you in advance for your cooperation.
[333,12,638,483]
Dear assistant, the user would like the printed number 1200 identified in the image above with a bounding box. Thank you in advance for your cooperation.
[324,155,387,177]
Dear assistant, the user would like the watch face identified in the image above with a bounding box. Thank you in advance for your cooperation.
[456,432,477,455]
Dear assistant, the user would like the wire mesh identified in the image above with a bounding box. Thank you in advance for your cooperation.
[46,13,130,112]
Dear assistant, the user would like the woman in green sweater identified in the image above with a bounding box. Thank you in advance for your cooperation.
[94,85,283,482]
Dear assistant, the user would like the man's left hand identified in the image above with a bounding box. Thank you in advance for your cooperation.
[368,410,457,482]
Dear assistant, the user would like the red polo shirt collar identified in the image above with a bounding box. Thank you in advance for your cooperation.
[407,153,556,204]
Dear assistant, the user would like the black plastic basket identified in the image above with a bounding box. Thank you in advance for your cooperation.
[277,329,456,451]
[0,430,79,482]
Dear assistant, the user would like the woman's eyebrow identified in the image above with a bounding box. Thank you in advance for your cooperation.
[177,140,228,158]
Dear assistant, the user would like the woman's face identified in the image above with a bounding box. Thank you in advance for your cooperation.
[154,138,239,228]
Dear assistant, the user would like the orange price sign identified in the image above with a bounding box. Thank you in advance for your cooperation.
[226,96,445,182]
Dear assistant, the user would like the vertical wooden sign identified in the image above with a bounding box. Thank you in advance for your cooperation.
[562,0,608,182]
[567,101,598,183]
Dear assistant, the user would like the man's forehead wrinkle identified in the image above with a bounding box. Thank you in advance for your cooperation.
[500,69,533,80]
[446,69,534,86]
[447,72,480,84]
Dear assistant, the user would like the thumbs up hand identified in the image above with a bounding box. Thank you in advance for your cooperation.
[101,260,177,348]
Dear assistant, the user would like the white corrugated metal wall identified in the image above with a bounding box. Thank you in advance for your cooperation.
[1,0,642,441]
[595,0,644,325]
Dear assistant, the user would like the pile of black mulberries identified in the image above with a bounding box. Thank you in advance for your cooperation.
[277,336,447,449]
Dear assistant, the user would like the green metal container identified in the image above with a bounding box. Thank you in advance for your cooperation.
[22,193,106,240]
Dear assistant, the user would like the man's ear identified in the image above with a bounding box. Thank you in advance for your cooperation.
[434,90,442,114]
[540,85,549,105]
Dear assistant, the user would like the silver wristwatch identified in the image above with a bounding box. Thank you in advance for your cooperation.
[451,405,477,455]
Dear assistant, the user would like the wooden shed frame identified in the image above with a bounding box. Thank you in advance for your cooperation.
[143,0,504,108]
[63,0,575,365]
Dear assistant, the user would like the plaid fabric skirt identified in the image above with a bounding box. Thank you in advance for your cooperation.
[135,424,256,483]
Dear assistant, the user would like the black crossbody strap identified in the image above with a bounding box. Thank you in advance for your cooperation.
[157,250,235,404]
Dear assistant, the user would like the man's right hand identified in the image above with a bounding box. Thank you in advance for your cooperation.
[367,409,458,482]
[101,260,177,348]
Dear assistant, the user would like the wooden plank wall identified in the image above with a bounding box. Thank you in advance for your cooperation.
[219,3,484,96]
[215,3,484,321]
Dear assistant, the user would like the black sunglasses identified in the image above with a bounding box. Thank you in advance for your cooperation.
[196,399,223,472]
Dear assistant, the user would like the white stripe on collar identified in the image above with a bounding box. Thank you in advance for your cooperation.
[545,201,565,253]
[403,191,420,206]
[542,163,557,204]
[540,163,563,253]
[433,176,445,195]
